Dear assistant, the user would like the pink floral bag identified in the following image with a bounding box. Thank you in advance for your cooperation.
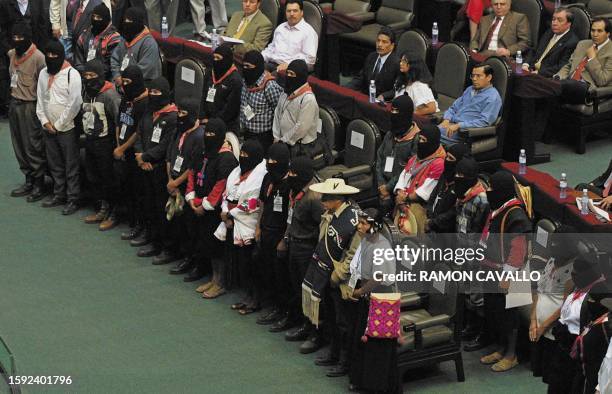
[361,293,402,343]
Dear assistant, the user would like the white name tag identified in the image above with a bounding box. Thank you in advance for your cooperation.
[151,125,162,143]
[83,111,95,130]
[173,155,184,172]
[243,104,255,121]
[87,48,96,62]
[273,195,283,212]
[206,87,216,102]
[458,216,467,234]
[10,73,18,88]
[350,131,364,149]
[287,206,293,224]
[121,56,130,71]
[119,124,127,140]
[384,156,394,173]
[316,118,322,134]
[181,67,195,84]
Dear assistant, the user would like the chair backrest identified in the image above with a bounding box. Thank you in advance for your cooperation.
[588,0,612,16]
[319,105,341,150]
[174,58,206,114]
[393,236,423,293]
[425,262,458,320]
[569,5,593,41]
[396,29,430,64]
[260,0,281,29]
[433,43,469,111]
[225,131,241,160]
[532,217,560,259]
[334,0,370,15]
[484,56,511,111]
[343,119,379,168]
[376,0,415,27]
[512,0,543,48]
[303,0,324,40]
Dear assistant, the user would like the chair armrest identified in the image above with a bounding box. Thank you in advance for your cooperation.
[337,164,371,179]
[459,125,497,138]
[590,86,612,99]
[404,314,450,332]
[596,12,612,19]
[400,293,422,309]
[387,20,413,32]
[347,11,375,23]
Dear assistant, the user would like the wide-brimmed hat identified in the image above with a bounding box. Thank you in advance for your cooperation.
[309,178,359,195]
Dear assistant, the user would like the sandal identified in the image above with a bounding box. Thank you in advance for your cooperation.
[238,305,262,315]
[231,302,247,310]
[480,351,503,365]
[491,357,518,372]
[202,285,226,299]
[196,282,214,293]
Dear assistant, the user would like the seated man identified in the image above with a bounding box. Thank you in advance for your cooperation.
[522,7,579,78]
[470,0,530,58]
[225,0,273,60]
[346,27,400,97]
[576,158,612,206]
[438,63,502,145]
[261,0,318,72]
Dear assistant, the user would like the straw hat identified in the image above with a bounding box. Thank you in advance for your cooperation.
[309,178,359,195]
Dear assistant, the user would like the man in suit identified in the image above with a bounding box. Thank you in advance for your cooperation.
[470,0,530,58]
[576,158,612,199]
[346,26,400,97]
[522,7,579,78]
[225,0,273,60]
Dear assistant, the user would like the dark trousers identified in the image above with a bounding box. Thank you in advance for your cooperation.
[190,209,222,272]
[325,286,354,362]
[287,239,317,321]
[234,243,257,299]
[164,200,189,255]
[243,130,273,154]
[142,165,168,250]
[9,100,46,181]
[84,137,116,205]
[258,229,287,308]
[483,292,518,349]
[114,153,143,227]
[44,129,80,202]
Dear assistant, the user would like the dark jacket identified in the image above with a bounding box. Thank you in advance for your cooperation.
[347,51,400,97]
[426,176,457,233]
[0,0,50,56]
[200,68,243,132]
[74,24,122,80]
[166,126,204,179]
[258,174,290,233]
[136,109,177,165]
[285,180,324,242]
[524,29,579,78]
[591,159,612,192]
[117,95,148,151]
[69,0,103,48]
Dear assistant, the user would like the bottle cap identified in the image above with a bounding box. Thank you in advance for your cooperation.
[561,173,566,177]
[520,149,525,153]
[583,188,588,193]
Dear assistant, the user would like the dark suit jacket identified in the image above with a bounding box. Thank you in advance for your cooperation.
[348,51,400,97]
[524,29,579,78]
[592,159,612,191]
[71,0,103,47]
[470,11,531,56]
[0,0,50,56]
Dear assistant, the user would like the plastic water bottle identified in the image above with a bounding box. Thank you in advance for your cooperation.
[559,173,567,199]
[211,28,219,50]
[555,0,562,9]
[580,189,589,215]
[161,16,169,39]
[515,50,523,74]
[432,22,439,45]
[518,149,527,175]
[369,80,376,103]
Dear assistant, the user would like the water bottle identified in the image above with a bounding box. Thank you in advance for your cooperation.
[555,0,562,9]
[161,16,169,39]
[369,80,376,103]
[515,50,523,74]
[559,173,567,199]
[580,189,589,215]
[432,22,439,45]
[518,149,527,175]
[211,28,219,50]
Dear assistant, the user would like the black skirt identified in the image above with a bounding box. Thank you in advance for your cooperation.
[531,336,556,384]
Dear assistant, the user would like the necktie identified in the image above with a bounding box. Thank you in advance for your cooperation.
[482,17,502,51]
[234,16,250,39]
[373,57,382,77]
[572,56,590,81]
[73,0,84,29]
[535,34,558,71]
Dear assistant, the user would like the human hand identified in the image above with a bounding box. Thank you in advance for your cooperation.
[44,122,57,134]
[496,48,511,57]
[140,162,153,171]
[601,195,612,210]
[446,123,460,137]
[52,28,62,39]
[586,44,597,60]
[276,63,288,72]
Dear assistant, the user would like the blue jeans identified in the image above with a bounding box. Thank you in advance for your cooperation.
[59,30,73,61]
[439,126,461,146]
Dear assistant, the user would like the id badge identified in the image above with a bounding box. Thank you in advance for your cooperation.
[121,55,130,71]
[10,73,18,88]
[83,111,95,130]
[119,124,127,140]
[384,156,394,173]
[287,206,293,224]
[87,47,96,61]
[243,104,255,121]
[206,87,216,102]
[173,155,184,172]
[273,194,283,212]
[458,216,468,234]
[151,125,162,143]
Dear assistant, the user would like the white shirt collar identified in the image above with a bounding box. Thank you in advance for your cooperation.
[554,29,570,40]
[243,9,259,23]
[597,38,610,50]
[285,18,306,31]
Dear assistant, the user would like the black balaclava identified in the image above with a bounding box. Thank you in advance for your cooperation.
[572,257,602,290]
[443,143,469,181]
[243,50,265,87]
[266,143,290,184]
[91,3,111,36]
[240,139,264,174]
[12,23,32,56]
[177,98,199,134]
[83,59,106,98]
[147,77,171,112]
[550,225,579,266]
[120,7,145,42]
[204,117,227,157]
[121,65,146,100]
[454,157,479,198]
[284,59,308,95]
[213,44,234,80]
[487,171,516,210]
[416,124,440,159]
[45,40,65,75]
[390,95,414,137]
[358,207,383,234]
[288,156,314,193]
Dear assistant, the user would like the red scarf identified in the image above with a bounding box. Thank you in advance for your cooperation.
[480,198,523,243]
[248,73,275,93]
[126,27,151,48]
[14,44,37,67]
[288,84,312,100]
[48,61,71,89]
[458,182,486,204]
[213,65,237,85]
[153,103,178,122]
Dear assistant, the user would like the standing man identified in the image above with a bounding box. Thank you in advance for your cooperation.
[225,0,273,60]
[7,23,47,202]
[36,40,83,215]
[145,0,179,36]
[190,0,227,41]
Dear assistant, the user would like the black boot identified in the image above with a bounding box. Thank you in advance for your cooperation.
[122,225,143,241]
[257,308,282,325]
[184,266,206,282]
[11,178,33,197]
[463,331,489,352]
[299,330,326,354]
[26,178,46,202]
[130,230,151,247]
[285,322,310,341]
[169,258,195,274]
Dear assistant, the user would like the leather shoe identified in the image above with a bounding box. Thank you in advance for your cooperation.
[326,364,348,377]
[269,315,297,333]
[137,244,160,258]
[184,266,206,282]
[285,322,310,342]
[62,201,79,215]
[152,250,181,265]
[169,258,195,273]
[121,226,143,241]
[299,333,326,354]
[10,183,33,197]
[99,212,119,231]
[130,233,151,247]
[257,309,282,325]
[463,333,489,352]
[26,187,46,202]
[315,352,339,367]
[42,196,66,208]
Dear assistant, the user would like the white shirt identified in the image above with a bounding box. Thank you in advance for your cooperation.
[36,66,83,132]
[17,0,28,15]
[487,15,505,51]
[372,53,390,75]
[559,290,587,335]
[261,18,318,66]
[394,81,439,112]
[597,340,612,394]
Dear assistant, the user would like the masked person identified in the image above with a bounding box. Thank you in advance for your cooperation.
[111,7,162,85]
[7,23,47,202]
[36,40,83,215]
[240,50,283,152]
[221,140,267,314]
[181,118,237,295]
[272,59,320,159]
[81,59,121,230]
[114,65,149,242]
[375,95,421,214]
[281,157,324,337]
[73,3,121,79]
[254,143,291,326]
[393,124,446,236]
[133,76,177,260]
